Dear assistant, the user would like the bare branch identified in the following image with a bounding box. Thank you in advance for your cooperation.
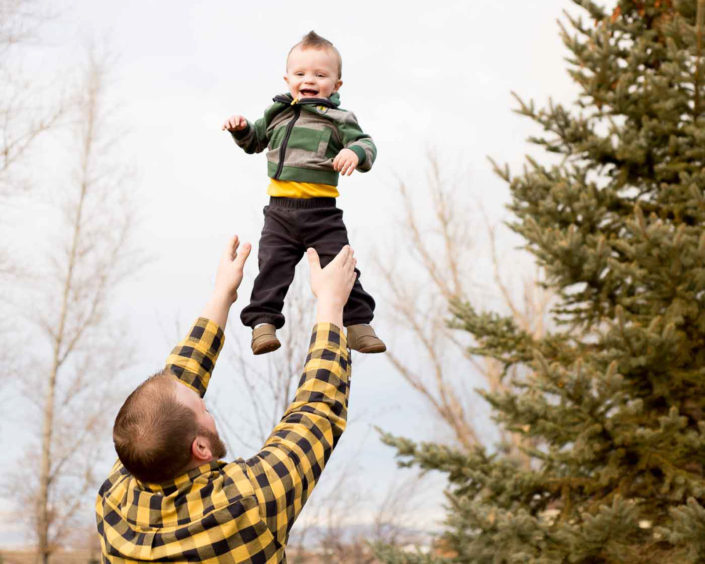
[376,155,552,464]
[215,268,315,451]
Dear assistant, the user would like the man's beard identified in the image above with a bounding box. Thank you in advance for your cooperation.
[200,427,227,459]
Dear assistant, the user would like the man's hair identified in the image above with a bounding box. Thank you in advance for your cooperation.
[288,30,342,79]
[113,371,198,483]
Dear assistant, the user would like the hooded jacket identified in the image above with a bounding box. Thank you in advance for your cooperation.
[231,92,376,187]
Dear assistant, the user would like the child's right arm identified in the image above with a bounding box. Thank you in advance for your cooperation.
[222,113,269,154]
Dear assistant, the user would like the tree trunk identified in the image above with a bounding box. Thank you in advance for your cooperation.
[36,112,91,563]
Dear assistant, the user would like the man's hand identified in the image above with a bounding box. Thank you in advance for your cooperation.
[214,235,251,303]
[222,114,248,132]
[202,235,252,328]
[332,149,359,176]
[307,246,357,327]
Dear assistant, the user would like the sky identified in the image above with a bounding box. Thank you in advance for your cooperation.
[0,0,581,549]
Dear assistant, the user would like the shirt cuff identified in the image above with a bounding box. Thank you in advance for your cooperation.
[309,322,348,351]
[191,317,225,349]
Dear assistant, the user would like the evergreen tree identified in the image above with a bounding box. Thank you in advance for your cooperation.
[380,1,705,561]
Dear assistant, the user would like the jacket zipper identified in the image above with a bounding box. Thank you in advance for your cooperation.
[274,103,301,180]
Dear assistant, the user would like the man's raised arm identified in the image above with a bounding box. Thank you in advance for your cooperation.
[165,235,251,396]
[243,245,358,546]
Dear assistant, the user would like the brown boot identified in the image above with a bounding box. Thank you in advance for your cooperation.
[251,324,281,355]
[346,324,386,353]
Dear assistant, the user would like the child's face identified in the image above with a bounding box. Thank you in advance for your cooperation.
[284,46,342,100]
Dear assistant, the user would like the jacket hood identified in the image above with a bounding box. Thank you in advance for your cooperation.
[273,92,340,108]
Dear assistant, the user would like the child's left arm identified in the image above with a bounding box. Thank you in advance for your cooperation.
[333,112,377,176]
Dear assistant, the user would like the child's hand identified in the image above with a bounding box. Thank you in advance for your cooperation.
[333,149,359,176]
[222,114,248,132]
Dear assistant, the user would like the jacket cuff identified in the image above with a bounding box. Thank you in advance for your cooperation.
[349,146,366,166]
[231,123,251,140]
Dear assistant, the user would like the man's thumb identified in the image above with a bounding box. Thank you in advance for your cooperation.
[307,248,320,271]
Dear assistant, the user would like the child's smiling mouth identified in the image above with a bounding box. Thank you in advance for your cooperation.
[300,89,319,97]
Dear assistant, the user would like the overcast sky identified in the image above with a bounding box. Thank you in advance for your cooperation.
[1,0,581,547]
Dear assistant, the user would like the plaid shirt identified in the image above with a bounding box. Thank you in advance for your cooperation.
[96,317,351,563]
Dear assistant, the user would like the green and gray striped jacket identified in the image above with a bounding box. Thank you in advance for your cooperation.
[231,92,376,187]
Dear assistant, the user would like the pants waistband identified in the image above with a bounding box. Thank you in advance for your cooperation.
[268,197,337,209]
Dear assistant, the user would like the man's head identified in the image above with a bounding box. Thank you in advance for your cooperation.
[285,31,342,100]
[113,371,226,483]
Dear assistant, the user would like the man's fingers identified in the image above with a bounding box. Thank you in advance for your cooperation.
[340,245,353,268]
[222,235,251,268]
[234,241,251,269]
[307,247,321,272]
[335,245,353,269]
[224,235,239,260]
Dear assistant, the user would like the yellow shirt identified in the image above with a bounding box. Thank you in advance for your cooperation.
[267,179,339,198]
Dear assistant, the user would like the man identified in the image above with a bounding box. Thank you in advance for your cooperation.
[96,235,358,563]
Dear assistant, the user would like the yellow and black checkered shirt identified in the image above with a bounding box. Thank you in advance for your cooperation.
[96,317,350,563]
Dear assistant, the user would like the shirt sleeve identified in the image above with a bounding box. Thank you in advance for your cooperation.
[244,322,351,545]
[164,317,225,397]
[338,112,377,172]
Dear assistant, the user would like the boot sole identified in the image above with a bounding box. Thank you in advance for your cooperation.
[352,343,387,354]
[252,340,281,355]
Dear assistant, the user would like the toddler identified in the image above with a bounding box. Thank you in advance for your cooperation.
[222,31,385,355]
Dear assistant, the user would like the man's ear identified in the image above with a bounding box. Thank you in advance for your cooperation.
[191,436,212,462]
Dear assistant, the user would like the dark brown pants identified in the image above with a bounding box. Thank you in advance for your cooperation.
[240,197,376,329]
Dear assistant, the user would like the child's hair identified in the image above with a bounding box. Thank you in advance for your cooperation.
[288,30,342,79]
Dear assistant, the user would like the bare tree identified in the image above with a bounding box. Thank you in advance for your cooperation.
[0,1,65,403]
[0,0,43,49]
[8,49,140,562]
[376,154,551,461]
[0,0,64,196]
[287,452,429,563]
